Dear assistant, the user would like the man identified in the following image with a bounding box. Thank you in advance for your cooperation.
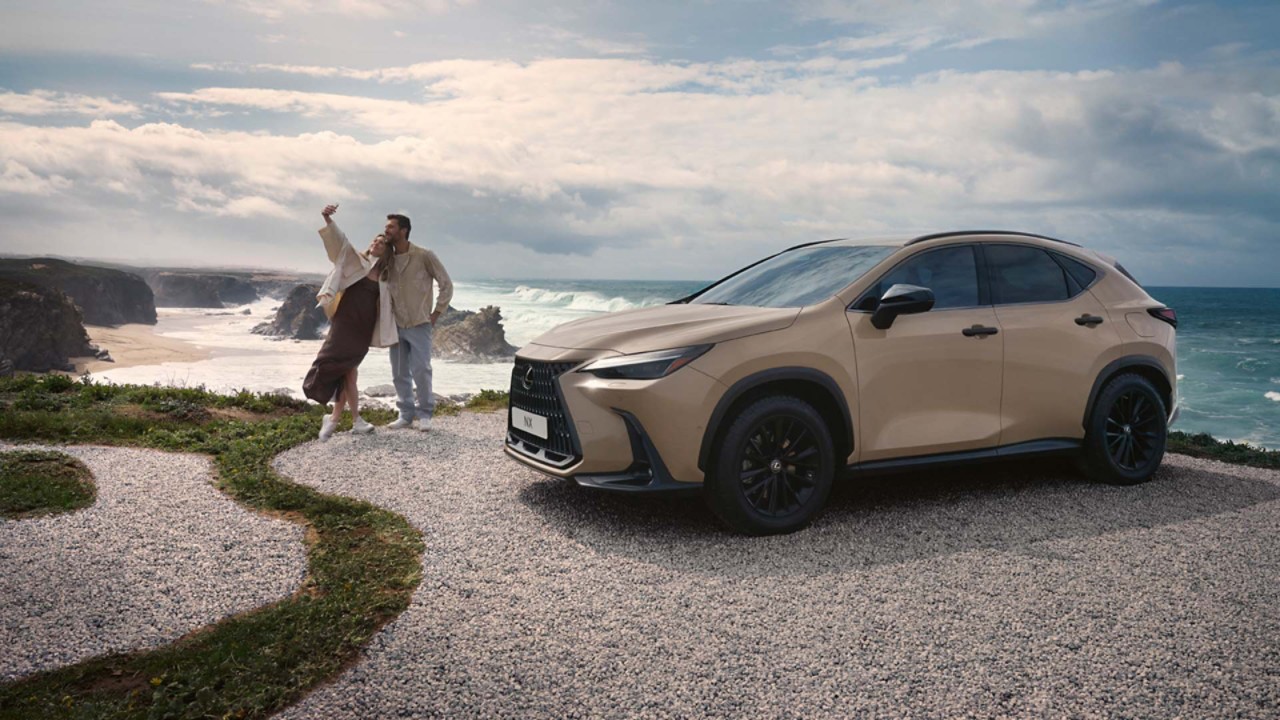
[383,212,453,431]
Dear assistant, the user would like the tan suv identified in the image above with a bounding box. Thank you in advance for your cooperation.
[505,231,1178,535]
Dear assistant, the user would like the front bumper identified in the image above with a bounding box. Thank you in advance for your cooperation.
[503,347,724,493]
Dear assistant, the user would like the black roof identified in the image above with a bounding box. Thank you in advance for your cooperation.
[906,230,1081,247]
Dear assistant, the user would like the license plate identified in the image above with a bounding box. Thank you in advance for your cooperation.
[511,407,548,439]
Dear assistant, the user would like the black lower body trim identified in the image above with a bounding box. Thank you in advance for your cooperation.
[849,438,1082,476]
[571,409,701,495]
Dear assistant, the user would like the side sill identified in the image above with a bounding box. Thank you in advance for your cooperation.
[848,439,1082,476]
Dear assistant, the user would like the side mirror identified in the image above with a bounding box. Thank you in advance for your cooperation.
[871,283,935,329]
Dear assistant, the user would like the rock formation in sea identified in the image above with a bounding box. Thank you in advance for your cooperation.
[0,258,156,326]
[144,271,259,308]
[0,279,97,372]
[251,284,327,340]
[434,305,518,362]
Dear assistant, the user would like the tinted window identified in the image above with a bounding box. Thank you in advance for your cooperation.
[858,245,979,310]
[1054,254,1098,290]
[691,245,896,308]
[987,245,1070,304]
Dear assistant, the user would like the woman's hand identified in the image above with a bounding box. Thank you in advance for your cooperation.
[321,204,339,224]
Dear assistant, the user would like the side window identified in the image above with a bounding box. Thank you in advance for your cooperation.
[856,245,979,310]
[986,245,1071,305]
[1053,253,1098,291]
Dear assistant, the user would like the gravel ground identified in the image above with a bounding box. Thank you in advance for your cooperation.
[0,444,308,681]
[274,412,1280,719]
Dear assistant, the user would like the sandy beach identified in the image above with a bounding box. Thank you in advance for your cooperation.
[72,323,211,374]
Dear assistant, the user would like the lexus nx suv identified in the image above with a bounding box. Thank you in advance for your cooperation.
[505,231,1178,535]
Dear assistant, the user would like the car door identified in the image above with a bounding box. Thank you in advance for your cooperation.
[847,244,1004,462]
[983,243,1125,445]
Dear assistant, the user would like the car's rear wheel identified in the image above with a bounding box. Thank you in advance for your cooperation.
[705,395,835,535]
[1079,373,1167,485]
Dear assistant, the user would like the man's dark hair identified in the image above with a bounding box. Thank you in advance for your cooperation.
[387,213,411,240]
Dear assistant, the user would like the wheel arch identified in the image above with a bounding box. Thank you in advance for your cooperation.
[1082,355,1174,430]
[697,367,854,472]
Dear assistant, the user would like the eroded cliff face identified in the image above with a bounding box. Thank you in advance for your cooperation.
[0,258,156,326]
[145,272,259,308]
[434,305,518,362]
[0,279,96,372]
[252,284,327,340]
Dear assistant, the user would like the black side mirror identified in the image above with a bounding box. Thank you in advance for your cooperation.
[871,283,935,329]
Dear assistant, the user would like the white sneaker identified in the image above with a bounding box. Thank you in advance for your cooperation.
[387,417,415,430]
[417,416,433,432]
[351,417,374,434]
[318,416,338,442]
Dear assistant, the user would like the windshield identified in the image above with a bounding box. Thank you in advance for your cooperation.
[690,245,897,308]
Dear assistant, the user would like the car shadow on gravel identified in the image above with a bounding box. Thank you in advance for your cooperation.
[517,458,1280,576]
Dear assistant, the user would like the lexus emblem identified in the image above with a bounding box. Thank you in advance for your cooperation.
[522,365,534,391]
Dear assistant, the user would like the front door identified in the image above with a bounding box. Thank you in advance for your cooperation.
[848,244,1004,462]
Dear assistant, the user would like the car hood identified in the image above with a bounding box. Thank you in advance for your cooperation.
[525,303,800,354]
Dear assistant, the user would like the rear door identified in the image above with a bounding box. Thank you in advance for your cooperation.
[848,244,1004,461]
[983,243,1124,445]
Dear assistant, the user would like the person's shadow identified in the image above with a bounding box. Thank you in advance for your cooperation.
[518,457,1280,578]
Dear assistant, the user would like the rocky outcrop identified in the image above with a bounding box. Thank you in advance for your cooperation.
[434,306,518,362]
[252,284,327,340]
[0,258,156,326]
[0,279,96,372]
[145,272,259,308]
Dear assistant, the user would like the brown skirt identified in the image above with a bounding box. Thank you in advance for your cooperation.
[302,277,379,405]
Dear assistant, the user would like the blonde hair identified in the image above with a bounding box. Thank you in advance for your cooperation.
[363,234,393,281]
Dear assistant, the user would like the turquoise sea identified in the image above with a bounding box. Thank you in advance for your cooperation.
[462,280,1279,449]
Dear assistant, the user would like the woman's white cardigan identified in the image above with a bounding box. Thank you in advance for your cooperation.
[315,221,398,349]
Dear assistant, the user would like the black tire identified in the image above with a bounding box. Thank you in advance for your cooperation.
[704,395,835,535]
[1078,373,1167,485]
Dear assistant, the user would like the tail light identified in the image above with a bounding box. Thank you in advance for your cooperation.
[1148,307,1177,329]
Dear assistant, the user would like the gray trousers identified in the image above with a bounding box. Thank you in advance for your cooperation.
[390,322,435,420]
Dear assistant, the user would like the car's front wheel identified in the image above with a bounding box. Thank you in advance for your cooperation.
[705,395,835,535]
[1079,373,1168,485]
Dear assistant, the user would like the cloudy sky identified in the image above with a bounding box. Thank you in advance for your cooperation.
[1,1,1277,285]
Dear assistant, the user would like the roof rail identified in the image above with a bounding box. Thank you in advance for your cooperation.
[906,230,1081,247]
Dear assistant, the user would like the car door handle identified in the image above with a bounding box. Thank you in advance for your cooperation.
[1075,314,1105,327]
[962,325,999,337]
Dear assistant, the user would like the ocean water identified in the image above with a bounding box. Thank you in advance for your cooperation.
[88,281,1278,448]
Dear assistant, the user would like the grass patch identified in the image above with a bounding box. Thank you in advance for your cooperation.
[433,388,508,417]
[1168,431,1280,470]
[0,450,95,519]
[0,375,422,720]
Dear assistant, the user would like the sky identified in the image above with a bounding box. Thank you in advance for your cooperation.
[0,1,1277,285]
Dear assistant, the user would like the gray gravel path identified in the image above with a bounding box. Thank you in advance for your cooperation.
[0,444,308,681]
[274,413,1280,719]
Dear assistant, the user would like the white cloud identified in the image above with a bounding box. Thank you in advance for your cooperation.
[0,89,140,117]
[207,0,475,20]
[4,55,1279,282]
[0,160,73,195]
[792,0,1161,51]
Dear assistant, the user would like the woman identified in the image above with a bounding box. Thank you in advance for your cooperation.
[303,204,399,440]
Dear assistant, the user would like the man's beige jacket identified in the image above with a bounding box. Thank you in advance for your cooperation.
[389,243,453,329]
[315,222,398,348]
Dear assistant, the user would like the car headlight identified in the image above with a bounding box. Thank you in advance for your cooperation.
[578,345,713,380]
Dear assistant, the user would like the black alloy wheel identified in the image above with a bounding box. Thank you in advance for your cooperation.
[1079,373,1167,485]
[1105,389,1161,471]
[705,395,835,535]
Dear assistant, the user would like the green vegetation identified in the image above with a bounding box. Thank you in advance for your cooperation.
[0,450,95,519]
[434,388,509,417]
[1168,430,1279,470]
[0,374,419,720]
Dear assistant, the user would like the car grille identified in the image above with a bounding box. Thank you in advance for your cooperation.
[508,360,580,466]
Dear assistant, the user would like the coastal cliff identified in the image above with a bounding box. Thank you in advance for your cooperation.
[144,271,259,308]
[252,284,327,340]
[0,258,156,326]
[434,306,518,362]
[0,279,97,372]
